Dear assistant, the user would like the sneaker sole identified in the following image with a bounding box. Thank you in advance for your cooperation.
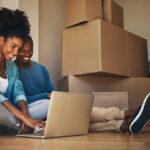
[130,93,150,134]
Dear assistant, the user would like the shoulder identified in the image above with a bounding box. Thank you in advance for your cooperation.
[31,61,47,71]
[6,60,18,70]
[6,60,19,76]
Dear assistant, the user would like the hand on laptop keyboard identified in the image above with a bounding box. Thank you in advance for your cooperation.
[34,126,45,134]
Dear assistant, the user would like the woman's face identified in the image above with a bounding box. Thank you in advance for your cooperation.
[0,37,23,61]
[17,40,33,64]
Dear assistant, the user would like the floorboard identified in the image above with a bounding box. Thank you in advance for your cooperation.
[0,127,150,150]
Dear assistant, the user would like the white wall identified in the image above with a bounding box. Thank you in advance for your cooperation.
[114,0,150,60]
[19,0,39,61]
[1,0,18,9]
[39,0,66,88]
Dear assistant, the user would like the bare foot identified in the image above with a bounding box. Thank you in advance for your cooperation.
[120,117,132,132]
[124,111,133,119]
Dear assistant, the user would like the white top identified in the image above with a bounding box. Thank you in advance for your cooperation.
[0,77,8,94]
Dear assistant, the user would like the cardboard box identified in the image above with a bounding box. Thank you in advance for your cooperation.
[92,91,128,110]
[58,76,150,110]
[62,19,128,77]
[66,0,102,28]
[102,0,124,28]
[62,19,148,77]
[126,31,148,77]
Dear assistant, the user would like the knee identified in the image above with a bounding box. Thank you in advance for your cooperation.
[0,108,18,129]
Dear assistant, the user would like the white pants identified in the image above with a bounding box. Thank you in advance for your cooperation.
[0,101,124,132]
[89,107,125,132]
[0,99,49,130]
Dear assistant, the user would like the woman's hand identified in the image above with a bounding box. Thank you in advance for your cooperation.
[2,100,45,132]
[18,122,32,134]
[23,116,46,128]
[19,117,46,134]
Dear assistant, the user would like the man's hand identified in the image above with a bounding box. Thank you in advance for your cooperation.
[48,93,51,99]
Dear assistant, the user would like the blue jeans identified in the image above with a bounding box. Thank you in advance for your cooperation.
[0,99,49,130]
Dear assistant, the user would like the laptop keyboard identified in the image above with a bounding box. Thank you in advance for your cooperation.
[34,127,44,134]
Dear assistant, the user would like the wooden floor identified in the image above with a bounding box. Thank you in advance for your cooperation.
[0,127,150,150]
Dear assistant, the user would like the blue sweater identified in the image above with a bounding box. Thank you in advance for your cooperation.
[18,61,55,104]
[0,61,26,105]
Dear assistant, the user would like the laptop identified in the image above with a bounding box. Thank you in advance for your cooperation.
[16,91,93,139]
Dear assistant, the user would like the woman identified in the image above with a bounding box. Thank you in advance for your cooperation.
[0,7,45,134]
[15,35,54,120]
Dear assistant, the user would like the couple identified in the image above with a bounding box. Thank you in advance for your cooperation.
[0,8,149,135]
[0,8,54,134]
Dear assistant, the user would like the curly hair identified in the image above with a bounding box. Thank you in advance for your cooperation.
[0,7,30,40]
[25,35,33,49]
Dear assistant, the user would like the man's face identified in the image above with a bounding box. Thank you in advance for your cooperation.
[17,40,33,63]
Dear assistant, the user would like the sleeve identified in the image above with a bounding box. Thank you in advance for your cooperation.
[0,93,8,103]
[42,66,55,92]
[13,64,27,105]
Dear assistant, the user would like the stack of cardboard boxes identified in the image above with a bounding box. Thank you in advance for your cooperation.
[59,0,149,110]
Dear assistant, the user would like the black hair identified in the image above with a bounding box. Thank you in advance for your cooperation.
[25,34,33,49]
[0,7,30,40]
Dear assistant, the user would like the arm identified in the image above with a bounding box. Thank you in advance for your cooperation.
[2,100,27,122]
[2,100,45,128]
[0,93,28,122]
[13,66,30,119]
[13,63,27,105]
[43,66,55,94]
[17,100,33,133]
[0,94,29,120]
[10,63,45,129]
[17,100,30,117]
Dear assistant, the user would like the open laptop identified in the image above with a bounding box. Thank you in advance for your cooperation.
[16,91,93,139]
